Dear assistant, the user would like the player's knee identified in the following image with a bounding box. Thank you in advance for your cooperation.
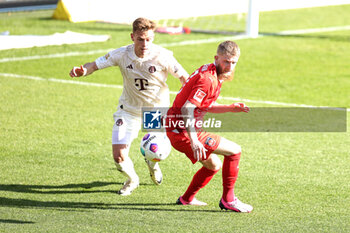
[112,145,128,163]
[216,137,242,156]
[202,155,222,171]
[211,160,222,171]
[114,154,123,164]
[232,144,241,155]
[208,161,222,171]
[113,150,123,163]
[224,140,241,155]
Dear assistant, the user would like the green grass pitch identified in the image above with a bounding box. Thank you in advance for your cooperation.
[0,5,350,232]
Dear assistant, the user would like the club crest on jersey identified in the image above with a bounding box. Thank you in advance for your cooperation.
[149,66,156,73]
[205,137,216,147]
[193,89,206,103]
[116,119,123,126]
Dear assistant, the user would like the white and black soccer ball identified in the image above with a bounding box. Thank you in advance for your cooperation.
[140,132,171,162]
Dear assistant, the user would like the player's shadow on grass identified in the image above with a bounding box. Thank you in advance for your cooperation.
[0,219,35,224]
[0,182,223,213]
[0,181,154,194]
[0,197,222,213]
[0,181,120,194]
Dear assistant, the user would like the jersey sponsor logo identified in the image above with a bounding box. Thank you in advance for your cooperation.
[193,89,206,103]
[135,78,149,91]
[205,137,216,147]
[126,64,133,69]
[149,66,156,73]
[116,119,123,126]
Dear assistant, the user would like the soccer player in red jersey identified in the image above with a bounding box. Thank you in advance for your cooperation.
[166,41,253,212]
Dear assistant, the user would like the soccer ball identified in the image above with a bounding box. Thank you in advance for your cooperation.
[140,132,171,162]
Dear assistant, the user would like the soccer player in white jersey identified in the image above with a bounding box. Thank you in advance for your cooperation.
[69,18,189,196]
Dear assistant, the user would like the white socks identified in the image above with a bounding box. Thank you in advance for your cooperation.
[115,156,139,183]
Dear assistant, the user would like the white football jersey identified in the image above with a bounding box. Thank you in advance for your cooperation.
[96,44,188,116]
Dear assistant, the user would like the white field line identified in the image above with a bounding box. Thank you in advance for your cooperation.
[0,72,123,89]
[276,25,350,35]
[0,48,113,63]
[1,25,350,63]
[1,72,348,112]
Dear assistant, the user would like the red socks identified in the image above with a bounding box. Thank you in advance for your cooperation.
[222,152,241,202]
[182,166,219,202]
[181,152,241,203]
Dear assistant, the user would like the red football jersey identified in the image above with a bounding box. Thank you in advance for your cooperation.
[166,63,223,130]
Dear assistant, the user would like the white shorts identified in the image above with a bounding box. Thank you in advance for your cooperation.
[112,108,141,145]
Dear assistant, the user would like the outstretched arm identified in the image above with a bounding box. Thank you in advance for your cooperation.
[208,102,250,113]
[69,62,98,77]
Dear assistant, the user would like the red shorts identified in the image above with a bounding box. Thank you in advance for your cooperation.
[166,129,221,164]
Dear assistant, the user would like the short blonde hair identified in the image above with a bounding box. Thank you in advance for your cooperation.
[132,18,156,33]
[217,41,240,57]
